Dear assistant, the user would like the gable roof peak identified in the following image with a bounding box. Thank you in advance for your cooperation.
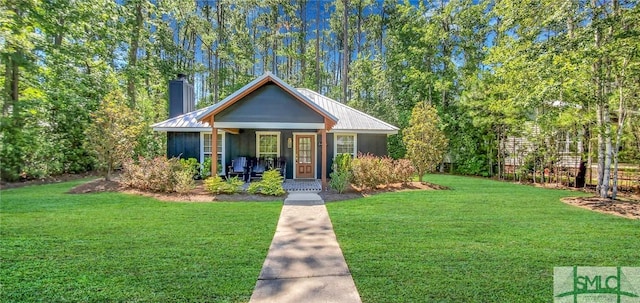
[195,72,338,129]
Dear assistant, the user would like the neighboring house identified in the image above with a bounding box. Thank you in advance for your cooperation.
[503,123,585,186]
[152,72,399,187]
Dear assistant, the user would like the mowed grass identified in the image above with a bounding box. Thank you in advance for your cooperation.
[327,174,640,302]
[0,180,281,302]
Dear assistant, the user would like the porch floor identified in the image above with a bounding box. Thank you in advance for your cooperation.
[283,179,322,192]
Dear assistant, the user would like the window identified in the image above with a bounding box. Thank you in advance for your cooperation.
[335,134,357,157]
[202,132,224,175]
[256,132,280,161]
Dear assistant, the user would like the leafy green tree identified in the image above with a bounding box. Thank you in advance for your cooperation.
[85,91,142,181]
[403,103,448,182]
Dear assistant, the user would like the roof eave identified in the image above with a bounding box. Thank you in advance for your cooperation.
[152,127,212,132]
[330,129,399,135]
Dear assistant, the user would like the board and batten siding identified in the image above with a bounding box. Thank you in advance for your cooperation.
[167,132,200,160]
[216,83,324,124]
[357,134,388,157]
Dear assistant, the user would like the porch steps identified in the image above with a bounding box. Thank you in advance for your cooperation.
[283,192,324,206]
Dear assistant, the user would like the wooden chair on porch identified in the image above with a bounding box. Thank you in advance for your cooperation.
[249,157,267,182]
[227,157,249,182]
[274,156,287,179]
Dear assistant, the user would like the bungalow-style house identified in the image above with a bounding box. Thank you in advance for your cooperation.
[152,72,398,188]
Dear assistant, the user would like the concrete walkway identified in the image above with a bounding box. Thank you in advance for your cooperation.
[249,192,362,303]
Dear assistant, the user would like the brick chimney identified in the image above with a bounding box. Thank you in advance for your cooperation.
[168,74,195,118]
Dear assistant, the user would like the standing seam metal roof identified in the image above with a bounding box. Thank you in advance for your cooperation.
[296,89,399,132]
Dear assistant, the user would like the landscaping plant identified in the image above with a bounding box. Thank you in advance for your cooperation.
[351,154,416,189]
[329,153,353,193]
[247,170,285,196]
[85,90,142,181]
[351,153,392,190]
[391,159,416,185]
[200,157,213,178]
[204,176,244,194]
[402,102,448,182]
[120,156,195,193]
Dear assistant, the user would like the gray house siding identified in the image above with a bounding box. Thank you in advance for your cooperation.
[216,83,324,124]
[167,132,199,160]
[357,134,388,156]
[319,133,335,178]
[165,131,389,179]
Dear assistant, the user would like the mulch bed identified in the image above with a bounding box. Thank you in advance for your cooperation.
[65,178,444,203]
[561,196,640,220]
[0,172,100,190]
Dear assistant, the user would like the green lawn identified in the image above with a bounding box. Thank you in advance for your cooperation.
[327,174,640,303]
[0,180,281,302]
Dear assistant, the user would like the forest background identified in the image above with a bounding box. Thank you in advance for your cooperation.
[2,0,638,198]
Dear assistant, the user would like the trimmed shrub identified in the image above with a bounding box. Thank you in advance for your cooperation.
[351,153,393,190]
[247,170,285,196]
[120,156,195,193]
[204,176,244,194]
[174,169,196,194]
[392,159,416,185]
[351,154,415,189]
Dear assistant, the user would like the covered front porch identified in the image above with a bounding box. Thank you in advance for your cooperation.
[197,73,338,189]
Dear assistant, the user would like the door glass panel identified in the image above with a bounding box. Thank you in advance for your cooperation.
[299,137,311,164]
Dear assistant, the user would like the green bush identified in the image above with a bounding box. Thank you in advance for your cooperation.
[351,154,415,189]
[201,157,213,178]
[121,156,195,193]
[329,154,354,194]
[174,169,196,194]
[334,153,353,172]
[352,153,393,190]
[180,157,199,177]
[247,170,285,196]
[329,169,352,194]
[204,176,244,194]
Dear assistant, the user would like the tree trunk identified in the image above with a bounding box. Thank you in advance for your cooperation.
[356,0,362,54]
[611,71,627,200]
[342,0,349,103]
[600,103,612,198]
[127,0,144,109]
[315,0,321,90]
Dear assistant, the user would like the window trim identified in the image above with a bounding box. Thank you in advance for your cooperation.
[200,131,225,176]
[255,131,281,159]
[334,133,357,157]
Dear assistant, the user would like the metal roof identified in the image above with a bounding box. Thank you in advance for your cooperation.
[296,89,399,134]
[151,106,216,132]
[152,74,398,134]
